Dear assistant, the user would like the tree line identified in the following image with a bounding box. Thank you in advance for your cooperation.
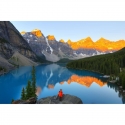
[66,47,125,89]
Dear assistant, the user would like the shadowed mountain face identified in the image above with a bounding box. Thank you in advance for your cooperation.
[22,31,74,62]
[0,21,37,60]
[0,21,38,71]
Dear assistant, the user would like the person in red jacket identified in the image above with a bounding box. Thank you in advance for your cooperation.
[58,89,63,101]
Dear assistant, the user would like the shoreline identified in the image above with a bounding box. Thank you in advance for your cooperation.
[66,66,104,75]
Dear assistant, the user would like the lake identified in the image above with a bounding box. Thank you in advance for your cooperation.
[0,64,124,104]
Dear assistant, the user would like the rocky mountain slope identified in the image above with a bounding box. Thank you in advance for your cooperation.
[9,52,38,66]
[22,30,75,62]
[0,21,39,71]
[21,29,125,62]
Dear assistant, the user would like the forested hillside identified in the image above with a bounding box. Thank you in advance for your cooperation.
[66,47,125,75]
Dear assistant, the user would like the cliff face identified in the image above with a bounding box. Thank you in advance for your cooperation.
[47,35,55,41]
[31,29,43,38]
[22,31,74,62]
[0,21,37,61]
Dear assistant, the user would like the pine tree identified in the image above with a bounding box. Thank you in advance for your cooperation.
[20,66,37,100]
[25,80,33,99]
[21,87,26,100]
[122,74,125,89]
[31,66,37,99]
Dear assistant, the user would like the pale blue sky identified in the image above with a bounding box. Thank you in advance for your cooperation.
[11,21,125,42]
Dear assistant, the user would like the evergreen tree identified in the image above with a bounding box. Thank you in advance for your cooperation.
[122,74,125,89]
[31,66,37,99]
[26,80,33,99]
[20,66,37,100]
[21,87,26,100]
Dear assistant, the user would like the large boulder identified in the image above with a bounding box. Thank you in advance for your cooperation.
[12,94,83,104]
[37,94,83,104]
[12,97,36,104]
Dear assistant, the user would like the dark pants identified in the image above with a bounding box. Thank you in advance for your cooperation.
[59,97,62,101]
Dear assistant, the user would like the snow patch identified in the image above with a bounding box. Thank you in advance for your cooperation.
[73,52,77,55]
[27,39,30,43]
[46,69,53,86]
[45,37,53,54]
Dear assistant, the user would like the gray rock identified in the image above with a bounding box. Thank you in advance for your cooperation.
[0,21,38,62]
[37,94,83,104]
[12,97,37,104]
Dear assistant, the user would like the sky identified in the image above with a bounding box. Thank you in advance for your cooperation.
[11,21,125,42]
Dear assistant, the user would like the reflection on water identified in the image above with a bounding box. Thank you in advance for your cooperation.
[107,82,125,104]
[66,75,107,87]
[0,64,123,104]
[47,84,55,89]
[36,87,42,96]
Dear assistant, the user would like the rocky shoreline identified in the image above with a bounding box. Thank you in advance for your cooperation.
[12,94,83,104]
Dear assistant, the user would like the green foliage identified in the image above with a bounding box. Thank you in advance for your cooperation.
[119,72,125,89]
[0,66,6,72]
[21,66,37,100]
[21,87,26,100]
[67,48,125,88]
[31,66,37,99]
[66,48,125,75]
[25,81,33,99]
[0,66,3,71]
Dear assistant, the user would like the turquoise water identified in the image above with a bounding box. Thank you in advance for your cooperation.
[0,64,123,104]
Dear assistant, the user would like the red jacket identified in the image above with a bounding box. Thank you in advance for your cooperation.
[58,91,63,97]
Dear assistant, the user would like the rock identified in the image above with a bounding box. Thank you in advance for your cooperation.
[119,86,123,89]
[0,21,38,63]
[12,95,83,104]
[12,97,36,104]
[37,94,83,104]
[109,80,117,83]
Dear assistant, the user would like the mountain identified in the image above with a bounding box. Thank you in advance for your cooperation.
[67,37,94,50]
[67,37,125,52]
[0,55,13,71]
[20,29,125,63]
[21,30,75,62]
[0,21,38,71]
[59,39,65,43]
[9,52,38,66]
[21,30,104,62]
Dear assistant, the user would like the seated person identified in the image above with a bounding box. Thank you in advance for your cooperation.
[58,89,63,101]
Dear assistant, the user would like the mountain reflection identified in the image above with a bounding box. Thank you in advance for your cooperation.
[1,64,107,90]
[0,63,122,104]
[36,86,42,96]
[35,64,107,90]
[48,84,55,89]
[64,75,107,87]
